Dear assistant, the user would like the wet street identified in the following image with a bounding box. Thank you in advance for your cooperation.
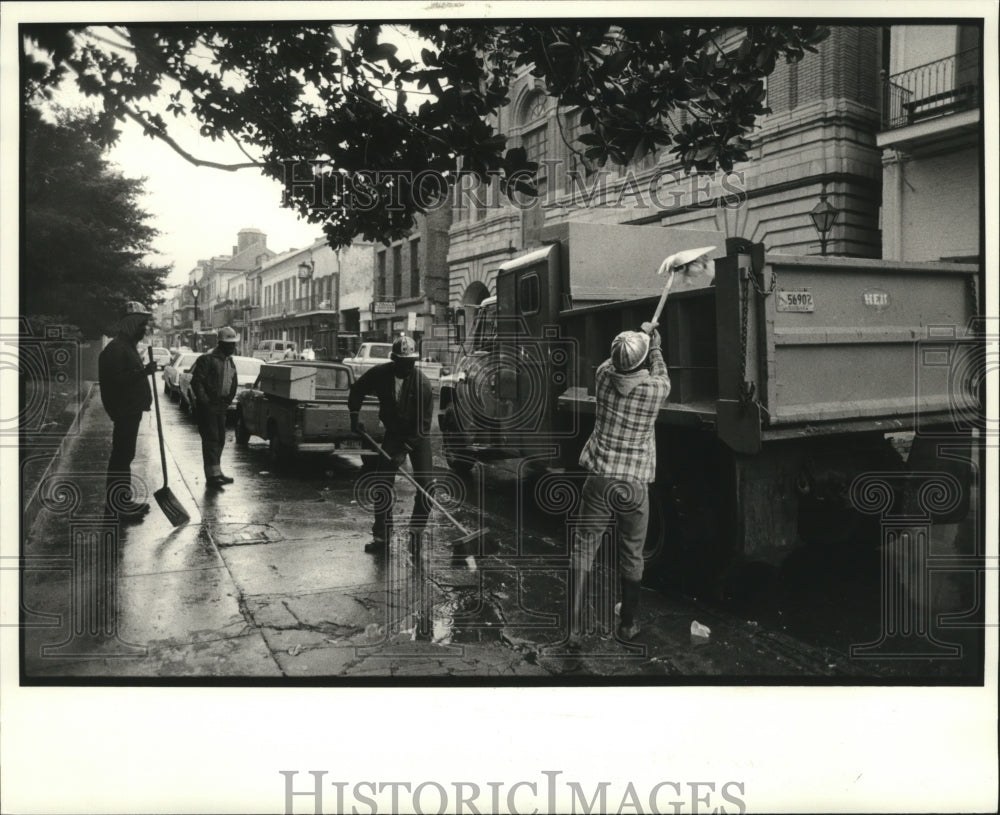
[20,374,985,681]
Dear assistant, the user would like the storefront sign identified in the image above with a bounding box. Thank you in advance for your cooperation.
[373,301,396,314]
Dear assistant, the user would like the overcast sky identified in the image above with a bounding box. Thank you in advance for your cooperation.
[106,109,322,290]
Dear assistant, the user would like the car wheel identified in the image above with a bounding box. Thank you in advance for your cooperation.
[235,411,250,444]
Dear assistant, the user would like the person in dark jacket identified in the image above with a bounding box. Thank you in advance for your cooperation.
[348,335,434,554]
[98,301,156,519]
[190,326,240,489]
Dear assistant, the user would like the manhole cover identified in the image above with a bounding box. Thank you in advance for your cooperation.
[211,523,284,547]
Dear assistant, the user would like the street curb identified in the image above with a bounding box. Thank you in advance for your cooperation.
[21,381,97,537]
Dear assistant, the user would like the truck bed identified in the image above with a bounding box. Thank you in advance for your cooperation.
[556,252,980,448]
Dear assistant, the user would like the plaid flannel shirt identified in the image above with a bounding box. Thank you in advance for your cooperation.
[578,348,670,484]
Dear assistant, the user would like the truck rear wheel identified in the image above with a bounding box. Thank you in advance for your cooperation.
[268,429,291,469]
[234,411,250,445]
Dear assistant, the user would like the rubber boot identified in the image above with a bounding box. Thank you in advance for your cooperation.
[568,567,590,646]
[618,578,642,641]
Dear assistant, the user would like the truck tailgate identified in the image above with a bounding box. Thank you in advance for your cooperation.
[299,401,381,441]
[717,254,980,427]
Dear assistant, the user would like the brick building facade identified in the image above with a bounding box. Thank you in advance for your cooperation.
[447,26,896,329]
[371,207,453,357]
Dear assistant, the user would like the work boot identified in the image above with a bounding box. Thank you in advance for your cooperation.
[617,578,642,641]
[217,474,235,484]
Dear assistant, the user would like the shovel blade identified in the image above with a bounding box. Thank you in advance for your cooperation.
[450,529,484,572]
[154,486,190,527]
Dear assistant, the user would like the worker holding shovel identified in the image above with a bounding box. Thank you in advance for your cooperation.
[99,301,157,521]
[348,335,434,554]
[569,246,713,649]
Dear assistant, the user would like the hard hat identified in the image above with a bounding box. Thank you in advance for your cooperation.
[124,301,152,317]
[611,331,651,373]
[218,326,239,343]
[390,335,420,360]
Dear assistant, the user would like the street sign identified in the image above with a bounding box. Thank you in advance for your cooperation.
[373,301,395,314]
[192,319,201,332]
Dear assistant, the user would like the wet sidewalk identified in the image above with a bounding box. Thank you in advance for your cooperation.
[20,385,874,681]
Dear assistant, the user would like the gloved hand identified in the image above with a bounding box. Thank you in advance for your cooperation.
[640,321,659,335]
[647,328,662,351]
[143,361,158,375]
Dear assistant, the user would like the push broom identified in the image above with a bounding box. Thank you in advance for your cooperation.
[148,348,191,526]
[359,431,480,570]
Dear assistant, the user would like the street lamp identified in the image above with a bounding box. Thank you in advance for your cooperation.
[809,192,839,256]
[191,283,201,323]
[298,259,315,352]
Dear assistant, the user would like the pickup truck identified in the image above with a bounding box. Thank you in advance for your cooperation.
[344,342,446,391]
[233,360,383,467]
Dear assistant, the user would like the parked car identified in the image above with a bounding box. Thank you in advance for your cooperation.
[162,351,200,400]
[178,354,264,419]
[234,361,382,467]
[342,342,392,376]
[251,339,298,362]
[149,346,172,369]
[344,342,444,391]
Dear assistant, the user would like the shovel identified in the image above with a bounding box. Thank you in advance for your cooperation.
[148,348,191,526]
[359,430,480,570]
[649,245,716,328]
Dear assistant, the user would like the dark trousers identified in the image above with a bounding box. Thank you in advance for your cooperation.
[106,413,142,508]
[371,434,433,542]
[196,407,227,478]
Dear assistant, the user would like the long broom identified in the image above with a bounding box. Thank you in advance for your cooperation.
[148,348,191,526]
[359,430,479,570]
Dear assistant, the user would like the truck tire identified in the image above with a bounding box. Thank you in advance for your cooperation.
[268,427,291,469]
[444,447,475,476]
[234,411,250,445]
[439,407,474,475]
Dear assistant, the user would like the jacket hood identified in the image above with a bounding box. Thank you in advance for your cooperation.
[609,368,649,396]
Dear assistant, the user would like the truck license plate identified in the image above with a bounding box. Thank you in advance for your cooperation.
[776,290,814,312]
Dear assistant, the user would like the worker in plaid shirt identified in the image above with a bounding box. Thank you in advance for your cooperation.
[571,321,670,644]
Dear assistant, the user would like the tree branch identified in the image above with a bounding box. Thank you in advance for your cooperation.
[121,103,262,171]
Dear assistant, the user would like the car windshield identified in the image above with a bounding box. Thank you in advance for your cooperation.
[176,354,198,369]
[285,364,350,393]
[369,345,391,359]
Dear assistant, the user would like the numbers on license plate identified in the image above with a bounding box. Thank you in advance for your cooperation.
[776,290,814,312]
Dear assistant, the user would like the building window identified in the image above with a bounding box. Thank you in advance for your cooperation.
[409,238,420,296]
[377,251,386,297]
[392,245,402,298]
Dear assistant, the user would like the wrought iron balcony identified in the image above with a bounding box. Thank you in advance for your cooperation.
[881,47,980,131]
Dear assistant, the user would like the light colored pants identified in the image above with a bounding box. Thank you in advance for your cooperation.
[572,474,649,582]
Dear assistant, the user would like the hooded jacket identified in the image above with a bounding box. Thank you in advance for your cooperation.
[98,315,153,421]
[578,347,671,483]
[190,346,238,413]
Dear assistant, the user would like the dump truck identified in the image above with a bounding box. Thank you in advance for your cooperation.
[438,221,982,589]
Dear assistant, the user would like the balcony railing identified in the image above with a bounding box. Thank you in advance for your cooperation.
[881,47,980,131]
[252,296,337,320]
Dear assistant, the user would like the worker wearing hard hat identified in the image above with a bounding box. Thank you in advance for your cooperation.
[349,335,434,555]
[99,301,157,520]
[570,321,671,647]
[190,326,240,489]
